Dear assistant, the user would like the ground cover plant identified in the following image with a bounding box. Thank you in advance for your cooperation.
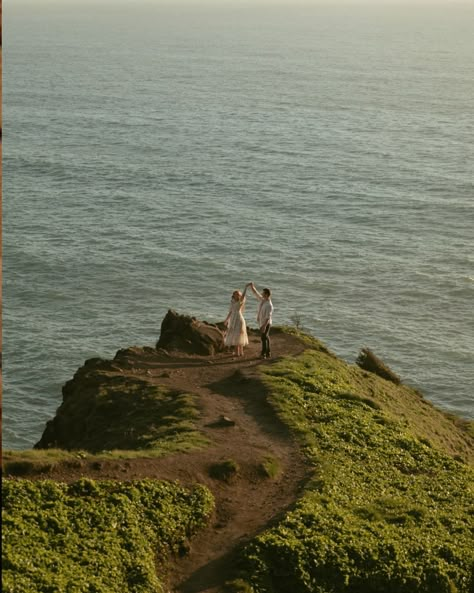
[209,459,240,482]
[2,478,214,593]
[235,349,474,593]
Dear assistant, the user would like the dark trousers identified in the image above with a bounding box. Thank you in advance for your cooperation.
[260,324,271,357]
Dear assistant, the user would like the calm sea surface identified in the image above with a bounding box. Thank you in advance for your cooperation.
[3,4,474,449]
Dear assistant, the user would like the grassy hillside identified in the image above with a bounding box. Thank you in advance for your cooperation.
[233,345,474,593]
[3,328,472,593]
[2,478,214,593]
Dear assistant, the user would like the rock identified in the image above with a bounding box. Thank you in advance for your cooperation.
[208,415,236,428]
[114,346,159,363]
[156,309,225,356]
[84,357,107,367]
[219,416,236,427]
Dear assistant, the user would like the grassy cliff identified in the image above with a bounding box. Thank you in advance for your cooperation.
[2,327,473,593]
[233,341,474,593]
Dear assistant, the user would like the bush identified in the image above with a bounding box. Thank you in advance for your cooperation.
[209,459,240,482]
[259,456,281,479]
[356,347,401,384]
[2,478,214,593]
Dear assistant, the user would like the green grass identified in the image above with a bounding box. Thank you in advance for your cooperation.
[2,478,214,593]
[9,378,209,469]
[442,412,474,440]
[258,456,281,479]
[225,579,256,593]
[2,442,211,476]
[234,349,474,593]
[274,326,336,356]
[57,378,206,453]
[209,459,240,482]
[3,431,209,473]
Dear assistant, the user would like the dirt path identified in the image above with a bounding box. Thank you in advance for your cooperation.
[122,330,310,593]
[25,331,312,593]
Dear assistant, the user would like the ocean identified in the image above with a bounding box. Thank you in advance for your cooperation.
[3,3,473,450]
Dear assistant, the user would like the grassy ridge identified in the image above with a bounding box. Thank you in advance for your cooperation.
[235,349,474,593]
[3,385,209,475]
[3,383,208,473]
[35,373,209,454]
[2,478,214,593]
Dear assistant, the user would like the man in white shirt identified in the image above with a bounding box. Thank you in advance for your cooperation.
[249,282,274,359]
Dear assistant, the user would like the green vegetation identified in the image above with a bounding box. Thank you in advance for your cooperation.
[442,412,474,440]
[6,380,209,471]
[4,328,473,593]
[235,350,474,593]
[2,449,94,477]
[258,456,281,479]
[355,346,401,384]
[274,326,335,355]
[225,579,256,593]
[3,425,208,476]
[56,378,207,453]
[209,459,240,482]
[2,478,214,593]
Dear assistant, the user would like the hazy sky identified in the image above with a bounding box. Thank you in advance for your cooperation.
[7,0,470,4]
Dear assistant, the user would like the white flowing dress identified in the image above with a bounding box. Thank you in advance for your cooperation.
[225,298,249,347]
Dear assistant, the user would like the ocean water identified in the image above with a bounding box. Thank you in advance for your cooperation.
[3,3,473,450]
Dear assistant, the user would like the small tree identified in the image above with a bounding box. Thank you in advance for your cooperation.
[289,312,303,330]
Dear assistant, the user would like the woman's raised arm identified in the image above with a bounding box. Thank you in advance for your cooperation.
[242,283,252,299]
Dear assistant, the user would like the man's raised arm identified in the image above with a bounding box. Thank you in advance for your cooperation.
[250,282,263,300]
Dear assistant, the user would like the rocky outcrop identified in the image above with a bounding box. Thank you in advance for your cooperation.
[34,310,226,451]
[156,309,225,355]
[34,355,193,452]
[35,358,115,450]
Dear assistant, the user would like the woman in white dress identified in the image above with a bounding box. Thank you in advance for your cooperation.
[223,284,250,357]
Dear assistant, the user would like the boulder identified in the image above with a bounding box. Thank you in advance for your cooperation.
[156,309,225,355]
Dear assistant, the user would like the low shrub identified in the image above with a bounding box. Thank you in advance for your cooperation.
[225,578,255,593]
[259,456,281,479]
[209,459,240,482]
[356,347,401,384]
[2,478,214,593]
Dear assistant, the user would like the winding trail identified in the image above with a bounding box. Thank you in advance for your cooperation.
[126,330,311,593]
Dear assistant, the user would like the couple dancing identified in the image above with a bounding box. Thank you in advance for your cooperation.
[223,282,273,359]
